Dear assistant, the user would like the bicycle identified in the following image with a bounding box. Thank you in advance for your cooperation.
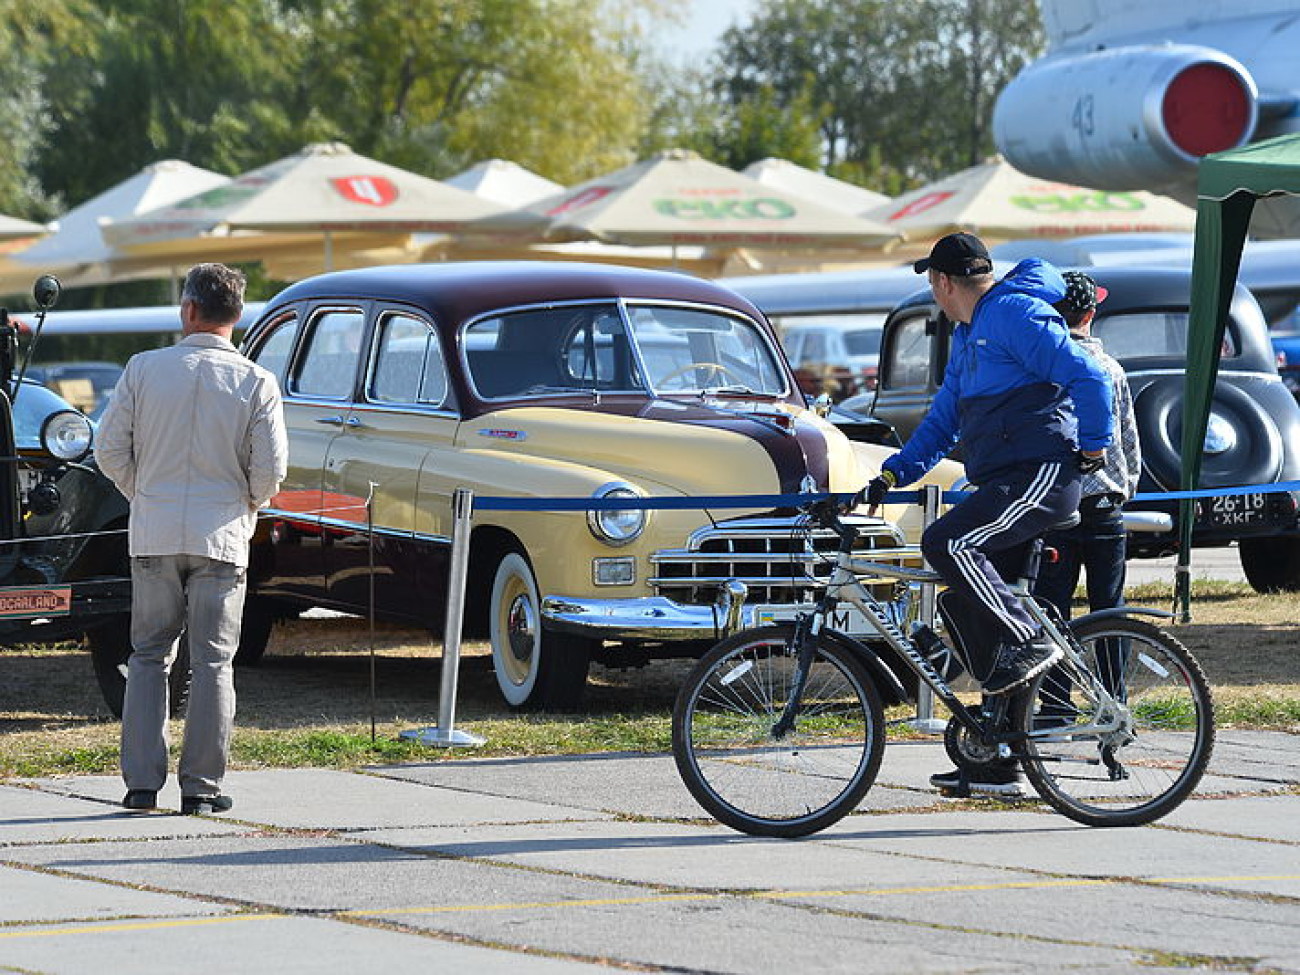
[672,498,1215,838]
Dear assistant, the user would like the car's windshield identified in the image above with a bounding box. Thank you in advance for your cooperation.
[625,304,786,395]
[1093,310,1240,360]
[464,301,787,399]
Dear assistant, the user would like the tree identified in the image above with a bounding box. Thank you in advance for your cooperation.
[35,0,303,207]
[0,1,95,218]
[281,0,657,184]
[712,0,1044,193]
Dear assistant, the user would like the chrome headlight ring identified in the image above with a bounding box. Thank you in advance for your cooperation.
[41,409,94,462]
[587,481,646,546]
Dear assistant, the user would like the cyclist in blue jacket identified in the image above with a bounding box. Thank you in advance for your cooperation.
[858,233,1113,699]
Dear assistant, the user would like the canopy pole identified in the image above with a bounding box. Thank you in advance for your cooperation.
[324,231,335,272]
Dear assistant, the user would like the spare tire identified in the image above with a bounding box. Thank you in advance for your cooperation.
[1133,378,1283,490]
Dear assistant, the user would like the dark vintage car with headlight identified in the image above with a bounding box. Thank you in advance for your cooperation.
[236,262,962,709]
[850,266,1300,592]
[0,290,157,716]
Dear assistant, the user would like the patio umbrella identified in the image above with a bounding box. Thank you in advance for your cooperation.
[103,142,508,272]
[865,157,1197,245]
[0,213,49,240]
[0,160,229,295]
[742,157,890,215]
[471,148,901,250]
[445,159,563,206]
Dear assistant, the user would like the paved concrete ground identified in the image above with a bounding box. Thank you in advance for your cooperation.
[2,732,1297,974]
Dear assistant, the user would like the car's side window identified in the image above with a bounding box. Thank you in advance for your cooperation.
[882,314,932,389]
[370,312,450,408]
[1093,311,1240,360]
[247,314,299,387]
[291,309,366,399]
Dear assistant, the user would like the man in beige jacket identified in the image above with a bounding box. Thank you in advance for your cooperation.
[96,263,287,815]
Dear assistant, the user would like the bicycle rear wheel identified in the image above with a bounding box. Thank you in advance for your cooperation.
[1017,616,1214,827]
[672,624,886,838]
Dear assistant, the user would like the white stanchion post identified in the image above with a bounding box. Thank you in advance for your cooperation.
[401,487,486,747]
[909,483,947,734]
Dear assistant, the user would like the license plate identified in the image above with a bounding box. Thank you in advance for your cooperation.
[0,586,72,619]
[1196,493,1274,529]
[755,603,878,636]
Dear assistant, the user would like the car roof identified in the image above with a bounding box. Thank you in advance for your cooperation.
[722,264,926,315]
[888,265,1254,316]
[263,261,763,325]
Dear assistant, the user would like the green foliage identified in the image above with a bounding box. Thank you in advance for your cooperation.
[712,0,1044,192]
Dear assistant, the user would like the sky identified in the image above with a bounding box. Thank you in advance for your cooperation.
[657,0,758,60]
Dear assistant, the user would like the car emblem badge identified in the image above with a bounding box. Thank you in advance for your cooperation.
[479,428,527,441]
[800,474,818,494]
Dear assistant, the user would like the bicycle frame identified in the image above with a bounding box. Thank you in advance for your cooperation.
[778,507,1141,759]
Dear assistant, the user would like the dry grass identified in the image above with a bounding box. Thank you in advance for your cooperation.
[1,581,1295,778]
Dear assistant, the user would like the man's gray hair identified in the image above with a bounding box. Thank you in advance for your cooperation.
[182,263,246,325]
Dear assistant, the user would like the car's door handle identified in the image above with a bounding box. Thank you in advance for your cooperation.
[316,415,346,426]
[344,416,364,427]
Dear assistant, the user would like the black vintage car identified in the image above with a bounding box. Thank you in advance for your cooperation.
[851,266,1300,591]
[0,279,185,716]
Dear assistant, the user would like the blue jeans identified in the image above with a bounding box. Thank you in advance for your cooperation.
[121,554,247,798]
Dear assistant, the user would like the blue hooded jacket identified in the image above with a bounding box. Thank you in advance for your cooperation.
[883,259,1113,486]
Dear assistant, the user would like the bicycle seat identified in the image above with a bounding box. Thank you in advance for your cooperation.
[1045,511,1082,533]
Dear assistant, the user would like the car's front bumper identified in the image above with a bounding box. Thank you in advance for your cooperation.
[541,592,763,643]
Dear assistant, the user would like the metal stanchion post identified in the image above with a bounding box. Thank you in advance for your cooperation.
[909,483,947,734]
[401,488,486,747]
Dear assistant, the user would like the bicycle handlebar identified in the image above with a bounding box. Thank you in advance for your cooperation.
[803,498,859,551]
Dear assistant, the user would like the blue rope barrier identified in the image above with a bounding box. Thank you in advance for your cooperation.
[473,479,1300,512]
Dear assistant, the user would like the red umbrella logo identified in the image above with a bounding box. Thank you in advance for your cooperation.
[331,176,399,207]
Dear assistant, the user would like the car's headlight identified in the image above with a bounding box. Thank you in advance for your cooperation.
[41,409,94,462]
[587,482,646,546]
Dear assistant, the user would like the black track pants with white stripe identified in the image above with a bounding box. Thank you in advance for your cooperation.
[920,461,1081,672]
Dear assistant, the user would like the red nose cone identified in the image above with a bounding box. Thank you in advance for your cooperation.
[1163,63,1253,158]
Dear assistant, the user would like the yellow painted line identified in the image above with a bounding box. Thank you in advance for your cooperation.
[9,874,1297,939]
[0,913,284,940]
[344,873,1300,918]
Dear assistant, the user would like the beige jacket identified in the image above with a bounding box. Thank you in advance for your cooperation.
[95,333,288,567]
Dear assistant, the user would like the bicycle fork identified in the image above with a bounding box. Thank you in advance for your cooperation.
[770,607,825,739]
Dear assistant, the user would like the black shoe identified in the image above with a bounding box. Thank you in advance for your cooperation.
[181,794,234,815]
[983,639,1063,696]
[122,789,158,811]
[930,765,1023,798]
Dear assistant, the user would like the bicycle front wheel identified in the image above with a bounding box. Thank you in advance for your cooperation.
[672,624,886,838]
[1017,616,1215,827]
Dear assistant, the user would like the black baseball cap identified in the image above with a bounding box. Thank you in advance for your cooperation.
[913,232,993,276]
[1057,270,1108,314]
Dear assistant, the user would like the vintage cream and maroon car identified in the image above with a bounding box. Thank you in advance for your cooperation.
[238,262,958,708]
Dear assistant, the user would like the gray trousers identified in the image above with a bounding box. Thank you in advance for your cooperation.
[121,554,247,798]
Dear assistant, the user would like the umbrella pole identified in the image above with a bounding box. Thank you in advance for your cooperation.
[324,231,334,272]
[168,268,179,304]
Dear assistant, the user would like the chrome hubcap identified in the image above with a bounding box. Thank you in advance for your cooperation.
[506,592,536,665]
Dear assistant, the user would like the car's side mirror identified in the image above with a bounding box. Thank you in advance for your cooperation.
[33,275,61,311]
[811,393,833,417]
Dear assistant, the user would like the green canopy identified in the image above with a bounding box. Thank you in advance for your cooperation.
[1180,133,1300,618]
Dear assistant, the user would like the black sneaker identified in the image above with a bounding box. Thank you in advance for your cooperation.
[929,765,1023,798]
[122,790,157,811]
[181,794,234,815]
[983,639,1062,696]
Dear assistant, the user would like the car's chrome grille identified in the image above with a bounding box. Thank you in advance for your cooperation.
[649,516,918,606]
